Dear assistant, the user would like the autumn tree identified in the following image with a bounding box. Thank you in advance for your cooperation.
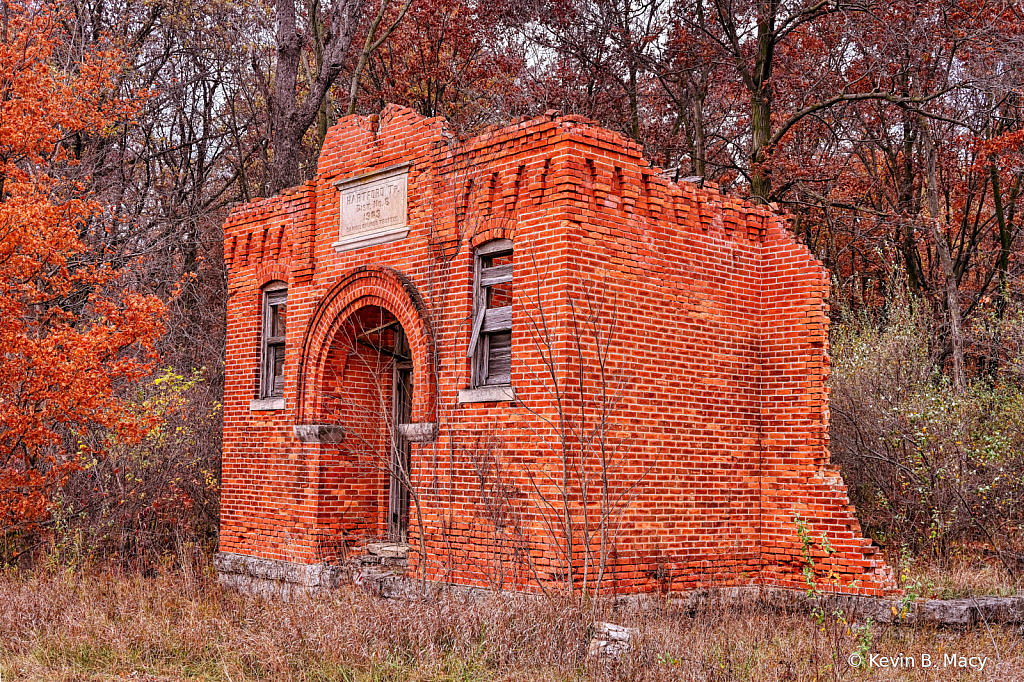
[0,1,165,555]
[797,0,1024,383]
[352,0,527,134]
[252,0,423,194]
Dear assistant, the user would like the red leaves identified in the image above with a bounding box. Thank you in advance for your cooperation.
[357,0,527,133]
[0,2,166,540]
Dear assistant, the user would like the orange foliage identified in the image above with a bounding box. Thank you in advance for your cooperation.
[0,3,166,542]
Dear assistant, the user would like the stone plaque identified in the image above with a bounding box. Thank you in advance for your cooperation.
[333,165,409,252]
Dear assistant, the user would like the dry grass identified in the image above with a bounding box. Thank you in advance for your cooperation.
[1,558,1023,681]
[898,552,1022,600]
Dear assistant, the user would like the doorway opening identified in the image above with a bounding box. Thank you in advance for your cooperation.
[322,305,412,544]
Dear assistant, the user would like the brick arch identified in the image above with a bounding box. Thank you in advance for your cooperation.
[296,266,435,425]
[470,227,513,249]
[254,263,290,288]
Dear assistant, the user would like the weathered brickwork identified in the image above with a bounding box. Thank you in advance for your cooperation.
[218,105,897,596]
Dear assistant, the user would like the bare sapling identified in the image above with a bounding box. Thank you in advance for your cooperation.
[517,245,648,598]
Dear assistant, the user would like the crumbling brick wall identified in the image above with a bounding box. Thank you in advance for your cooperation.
[218,105,896,595]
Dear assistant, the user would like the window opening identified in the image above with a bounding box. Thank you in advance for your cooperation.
[467,240,513,387]
[261,285,287,398]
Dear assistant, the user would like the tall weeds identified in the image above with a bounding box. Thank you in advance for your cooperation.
[1,557,1022,681]
[830,292,1024,581]
[7,368,223,573]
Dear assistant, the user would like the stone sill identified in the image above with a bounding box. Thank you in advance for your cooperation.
[332,225,409,252]
[294,424,345,443]
[398,422,438,443]
[250,397,286,411]
[458,385,516,404]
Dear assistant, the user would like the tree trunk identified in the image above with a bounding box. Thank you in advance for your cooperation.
[922,119,965,394]
[750,88,772,202]
[263,0,367,195]
[269,123,306,193]
[991,164,1011,319]
[748,2,775,203]
[987,164,1013,377]
[685,79,707,178]
[627,62,641,142]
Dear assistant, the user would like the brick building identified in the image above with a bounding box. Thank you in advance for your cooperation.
[215,105,897,596]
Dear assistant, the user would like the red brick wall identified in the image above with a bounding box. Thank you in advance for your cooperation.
[219,105,897,595]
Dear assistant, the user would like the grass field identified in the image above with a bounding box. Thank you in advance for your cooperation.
[1,554,1023,681]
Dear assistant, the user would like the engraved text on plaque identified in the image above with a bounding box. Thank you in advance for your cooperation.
[333,165,409,251]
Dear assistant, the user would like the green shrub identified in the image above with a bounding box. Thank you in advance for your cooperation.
[830,293,1024,577]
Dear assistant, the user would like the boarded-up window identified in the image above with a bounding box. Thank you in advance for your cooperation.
[467,240,512,387]
[261,284,288,398]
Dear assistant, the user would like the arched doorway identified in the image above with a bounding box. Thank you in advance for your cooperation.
[319,305,413,543]
[296,265,436,429]
[293,266,436,548]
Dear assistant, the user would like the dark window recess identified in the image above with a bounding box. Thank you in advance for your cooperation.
[467,240,513,387]
[486,331,512,385]
[262,287,287,398]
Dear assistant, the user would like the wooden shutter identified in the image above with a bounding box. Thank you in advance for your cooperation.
[471,241,513,387]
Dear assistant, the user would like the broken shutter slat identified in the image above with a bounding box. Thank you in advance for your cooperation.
[466,306,487,358]
[355,318,400,340]
[479,264,513,287]
[482,306,512,332]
